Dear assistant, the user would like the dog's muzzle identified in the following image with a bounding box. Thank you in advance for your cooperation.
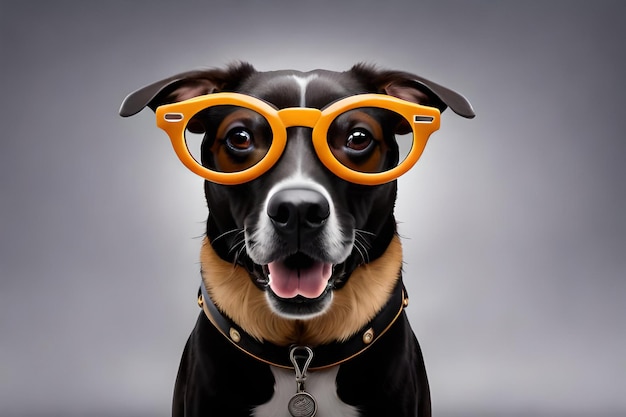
[265,187,333,299]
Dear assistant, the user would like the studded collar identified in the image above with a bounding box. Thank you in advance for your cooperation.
[198,278,408,370]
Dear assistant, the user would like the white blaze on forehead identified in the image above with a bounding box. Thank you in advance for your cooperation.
[266,74,319,176]
[291,74,319,107]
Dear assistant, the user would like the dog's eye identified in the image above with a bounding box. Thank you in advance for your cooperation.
[328,109,394,174]
[346,129,374,152]
[225,128,254,151]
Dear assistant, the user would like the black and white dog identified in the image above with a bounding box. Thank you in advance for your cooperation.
[120,63,474,417]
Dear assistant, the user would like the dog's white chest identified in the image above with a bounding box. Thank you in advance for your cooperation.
[253,365,359,417]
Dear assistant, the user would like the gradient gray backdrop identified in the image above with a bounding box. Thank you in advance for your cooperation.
[1,1,624,416]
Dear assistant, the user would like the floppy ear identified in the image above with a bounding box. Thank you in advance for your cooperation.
[349,64,475,118]
[118,62,257,117]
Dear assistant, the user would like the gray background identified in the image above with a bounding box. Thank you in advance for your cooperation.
[1,1,624,416]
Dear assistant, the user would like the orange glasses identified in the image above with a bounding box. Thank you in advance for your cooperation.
[156,93,440,185]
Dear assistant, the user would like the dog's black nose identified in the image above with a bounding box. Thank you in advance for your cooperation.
[267,188,330,236]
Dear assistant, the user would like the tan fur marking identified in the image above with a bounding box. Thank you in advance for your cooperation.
[200,235,403,346]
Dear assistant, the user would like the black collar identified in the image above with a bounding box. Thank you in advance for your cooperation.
[198,278,408,370]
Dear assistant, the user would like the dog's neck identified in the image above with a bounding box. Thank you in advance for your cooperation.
[200,234,403,346]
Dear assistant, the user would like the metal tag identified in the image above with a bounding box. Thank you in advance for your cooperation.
[287,346,318,417]
[288,391,318,417]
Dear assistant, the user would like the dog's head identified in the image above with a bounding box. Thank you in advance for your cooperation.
[121,63,473,340]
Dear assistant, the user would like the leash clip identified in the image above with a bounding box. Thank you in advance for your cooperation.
[288,346,318,417]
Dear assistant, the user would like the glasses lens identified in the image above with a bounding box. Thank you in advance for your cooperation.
[327,107,413,173]
[184,105,273,173]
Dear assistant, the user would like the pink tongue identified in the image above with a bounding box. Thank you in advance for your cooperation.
[267,260,332,299]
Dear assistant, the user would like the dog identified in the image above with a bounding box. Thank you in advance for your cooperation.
[119,62,474,417]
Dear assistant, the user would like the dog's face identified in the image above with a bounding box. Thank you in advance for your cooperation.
[203,69,406,319]
[120,63,474,323]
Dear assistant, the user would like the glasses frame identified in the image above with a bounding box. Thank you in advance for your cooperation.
[155,92,440,185]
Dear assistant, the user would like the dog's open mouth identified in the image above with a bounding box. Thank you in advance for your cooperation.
[266,253,333,299]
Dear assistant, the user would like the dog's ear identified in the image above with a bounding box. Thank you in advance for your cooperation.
[349,64,475,118]
[119,63,257,117]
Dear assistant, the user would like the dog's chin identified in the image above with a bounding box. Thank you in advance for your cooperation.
[265,287,334,319]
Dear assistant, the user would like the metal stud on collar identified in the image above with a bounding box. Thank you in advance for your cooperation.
[362,328,375,345]
[229,328,241,343]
